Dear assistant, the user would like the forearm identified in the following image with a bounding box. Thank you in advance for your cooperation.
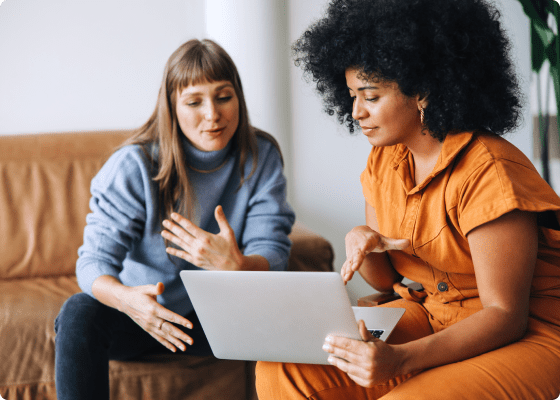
[358,252,402,293]
[398,306,528,375]
[91,275,130,312]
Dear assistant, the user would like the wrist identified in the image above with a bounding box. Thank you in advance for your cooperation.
[393,343,414,376]
[239,254,269,271]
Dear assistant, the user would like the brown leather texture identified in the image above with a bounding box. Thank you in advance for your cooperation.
[0,131,334,400]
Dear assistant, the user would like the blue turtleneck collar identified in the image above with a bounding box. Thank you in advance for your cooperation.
[181,135,233,172]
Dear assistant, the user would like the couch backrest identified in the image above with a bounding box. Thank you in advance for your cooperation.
[0,131,130,279]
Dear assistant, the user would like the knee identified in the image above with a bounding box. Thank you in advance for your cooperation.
[55,293,104,338]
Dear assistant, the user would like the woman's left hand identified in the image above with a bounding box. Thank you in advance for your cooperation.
[161,205,244,270]
[323,320,403,387]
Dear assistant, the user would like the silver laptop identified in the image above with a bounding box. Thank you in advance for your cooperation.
[179,270,405,365]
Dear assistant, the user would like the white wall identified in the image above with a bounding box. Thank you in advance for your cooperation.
[0,0,535,303]
[0,0,205,134]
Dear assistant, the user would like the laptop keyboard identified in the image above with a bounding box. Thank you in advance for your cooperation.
[368,329,384,339]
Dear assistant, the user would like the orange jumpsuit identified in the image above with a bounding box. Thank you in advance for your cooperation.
[256,131,560,399]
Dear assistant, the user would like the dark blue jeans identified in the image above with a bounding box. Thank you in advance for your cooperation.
[54,292,212,400]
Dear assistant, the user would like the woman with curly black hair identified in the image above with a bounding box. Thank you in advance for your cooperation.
[256,0,560,398]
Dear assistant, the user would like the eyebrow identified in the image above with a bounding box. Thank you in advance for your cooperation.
[180,83,235,98]
[348,85,379,91]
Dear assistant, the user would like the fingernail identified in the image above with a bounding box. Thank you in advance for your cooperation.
[327,356,335,364]
[322,343,332,352]
[325,336,333,343]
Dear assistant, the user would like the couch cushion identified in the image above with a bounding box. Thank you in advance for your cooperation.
[0,276,79,388]
[0,276,253,400]
[0,131,129,279]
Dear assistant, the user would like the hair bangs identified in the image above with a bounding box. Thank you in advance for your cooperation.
[173,43,236,92]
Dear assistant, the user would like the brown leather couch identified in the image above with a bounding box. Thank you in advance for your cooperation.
[0,130,335,400]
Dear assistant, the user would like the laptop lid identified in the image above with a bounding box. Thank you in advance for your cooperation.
[179,270,404,365]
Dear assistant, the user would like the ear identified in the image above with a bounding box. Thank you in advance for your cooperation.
[416,93,429,110]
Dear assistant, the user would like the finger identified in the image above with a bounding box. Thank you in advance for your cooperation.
[170,212,204,238]
[214,206,233,238]
[165,246,194,263]
[135,282,165,297]
[345,371,374,388]
[150,330,182,353]
[326,352,373,388]
[358,319,376,342]
[323,336,363,363]
[340,262,355,284]
[160,321,194,350]
[162,220,194,247]
[157,309,194,330]
[350,251,365,271]
[375,237,410,252]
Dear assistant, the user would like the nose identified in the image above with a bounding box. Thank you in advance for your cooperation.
[351,97,367,121]
[204,100,220,121]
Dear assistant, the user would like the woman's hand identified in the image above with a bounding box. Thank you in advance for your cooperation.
[116,281,194,352]
[341,225,409,284]
[161,205,244,271]
[323,320,404,387]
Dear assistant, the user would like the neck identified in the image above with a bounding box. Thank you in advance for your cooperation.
[405,130,441,160]
[405,131,443,186]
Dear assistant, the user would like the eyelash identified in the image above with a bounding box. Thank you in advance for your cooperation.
[187,96,233,107]
[350,96,378,102]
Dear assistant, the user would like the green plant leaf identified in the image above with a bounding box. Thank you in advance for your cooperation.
[545,35,559,67]
[516,0,551,27]
[532,22,548,71]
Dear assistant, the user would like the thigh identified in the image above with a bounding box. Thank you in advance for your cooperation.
[256,299,434,400]
[381,333,560,400]
[55,292,160,360]
[56,293,212,361]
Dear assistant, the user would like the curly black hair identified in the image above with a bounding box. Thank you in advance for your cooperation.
[293,0,523,141]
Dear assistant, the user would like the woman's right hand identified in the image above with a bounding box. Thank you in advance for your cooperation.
[115,282,194,352]
[341,225,409,284]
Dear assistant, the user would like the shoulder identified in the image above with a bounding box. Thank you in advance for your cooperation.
[451,132,560,234]
[457,132,537,174]
[255,129,282,158]
[92,144,155,191]
[249,129,284,169]
[451,132,543,198]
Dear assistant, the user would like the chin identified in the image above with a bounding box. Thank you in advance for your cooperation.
[202,139,230,152]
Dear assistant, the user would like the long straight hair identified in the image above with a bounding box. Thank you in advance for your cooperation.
[122,39,269,223]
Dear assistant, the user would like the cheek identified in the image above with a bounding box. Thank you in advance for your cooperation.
[177,108,198,130]
[228,103,240,128]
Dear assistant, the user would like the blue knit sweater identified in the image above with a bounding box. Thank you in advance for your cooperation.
[76,133,295,316]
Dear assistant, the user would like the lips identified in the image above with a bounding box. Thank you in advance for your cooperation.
[204,127,226,136]
[360,126,377,134]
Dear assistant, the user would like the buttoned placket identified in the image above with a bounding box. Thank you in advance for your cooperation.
[391,140,472,305]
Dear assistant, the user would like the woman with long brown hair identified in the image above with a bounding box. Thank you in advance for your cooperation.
[54,39,295,400]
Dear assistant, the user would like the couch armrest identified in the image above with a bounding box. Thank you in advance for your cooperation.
[287,222,334,272]
[357,292,402,307]
[357,282,424,307]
